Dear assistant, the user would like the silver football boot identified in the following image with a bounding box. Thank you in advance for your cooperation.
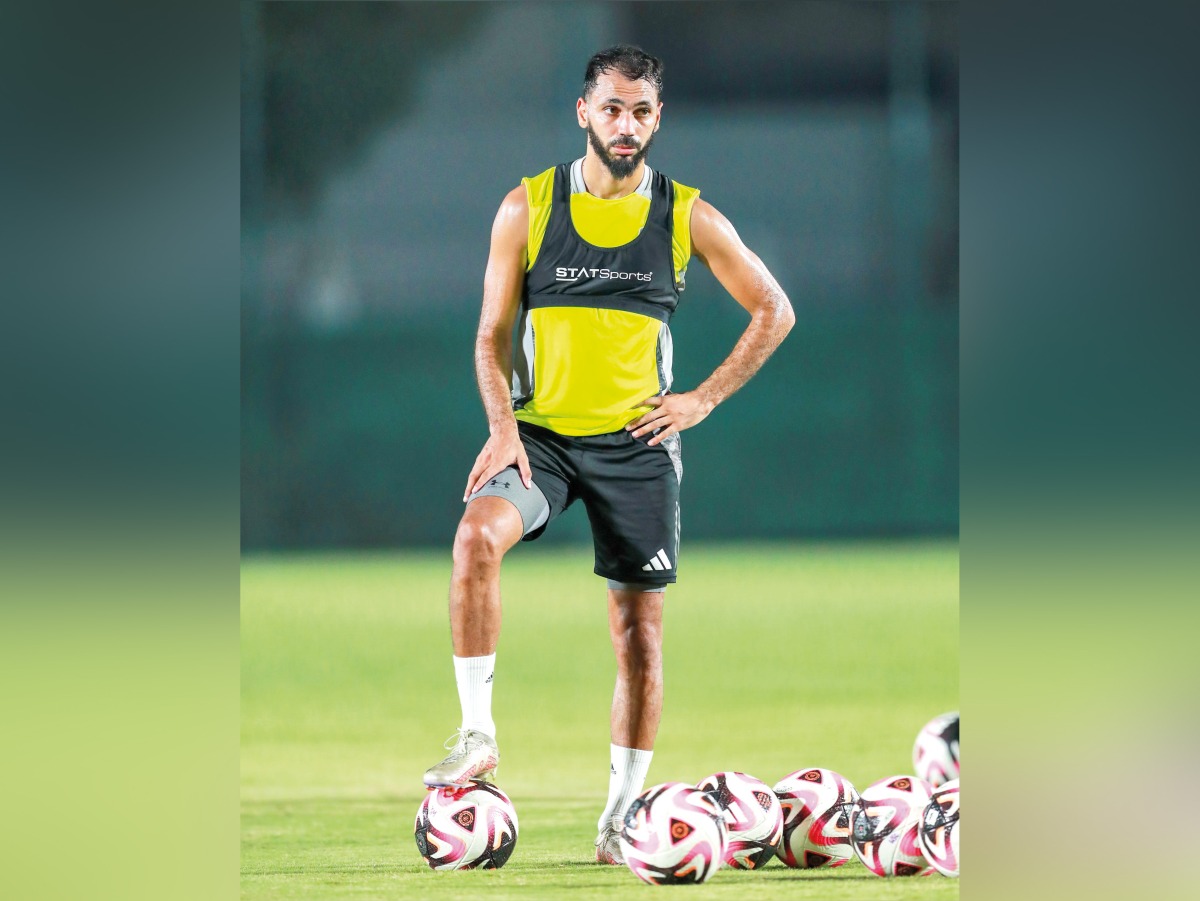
[594,813,625,865]
[422,728,499,787]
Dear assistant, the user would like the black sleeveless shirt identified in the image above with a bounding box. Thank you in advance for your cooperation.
[523,163,682,323]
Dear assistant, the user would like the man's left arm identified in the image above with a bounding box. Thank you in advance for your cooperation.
[627,198,795,446]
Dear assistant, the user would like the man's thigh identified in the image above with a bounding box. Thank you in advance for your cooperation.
[580,431,681,586]
[465,422,576,541]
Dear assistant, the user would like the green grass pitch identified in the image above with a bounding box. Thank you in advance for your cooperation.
[242,540,959,899]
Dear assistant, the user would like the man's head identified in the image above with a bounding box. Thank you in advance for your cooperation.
[582,45,664,103]
[578,45,664,180]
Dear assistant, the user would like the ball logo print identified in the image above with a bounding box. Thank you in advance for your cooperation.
[696,772,784,870]
[773,767,859,869]
[618,782,728,885]
[852,812,874,843]
[414,782,518,870]
[669,818,694,844]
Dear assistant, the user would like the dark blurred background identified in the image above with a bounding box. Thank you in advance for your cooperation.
[241,0,958,550]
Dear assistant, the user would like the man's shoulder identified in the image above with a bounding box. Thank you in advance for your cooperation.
[520,165,560,209]
[522,165,564,188]
[669,179,701,243]
[669,177,701,205]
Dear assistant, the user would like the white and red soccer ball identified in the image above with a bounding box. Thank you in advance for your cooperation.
[919,778,959,877]
[414,781,518,870]
[772,767,859,869]
[695,771,784,869]
[913,711,959,787]
[619,782,729,885]
[849,774,935,877]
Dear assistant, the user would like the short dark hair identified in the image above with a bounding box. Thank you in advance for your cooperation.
[583,45,664,101]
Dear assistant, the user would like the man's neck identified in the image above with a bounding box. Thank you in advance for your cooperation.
[580,152,645,200]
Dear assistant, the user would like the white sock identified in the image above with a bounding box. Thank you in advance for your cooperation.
[598,744,653,831]
[453,654,496,738]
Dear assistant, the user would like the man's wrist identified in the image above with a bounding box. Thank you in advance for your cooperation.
[489,416,519,438]
[693,386,720,415]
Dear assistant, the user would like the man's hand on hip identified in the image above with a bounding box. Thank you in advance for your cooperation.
[464,424,533,500]
[625,392,714,446]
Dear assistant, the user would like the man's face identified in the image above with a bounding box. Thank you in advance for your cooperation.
[577,71,662,180]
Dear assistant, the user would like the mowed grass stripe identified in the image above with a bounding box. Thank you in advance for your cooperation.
[242,541,958,899]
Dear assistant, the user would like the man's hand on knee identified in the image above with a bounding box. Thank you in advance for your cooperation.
[464,424,533,500]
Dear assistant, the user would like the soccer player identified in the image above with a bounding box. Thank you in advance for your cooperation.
[422,45,795,864]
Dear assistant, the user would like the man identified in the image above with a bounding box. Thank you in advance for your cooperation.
[422,45,794,864]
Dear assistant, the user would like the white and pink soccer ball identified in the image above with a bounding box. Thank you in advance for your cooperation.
[619,782,729,884]
[849,774,936,877]
[772,767,859,869]
[913,711,959,787]
[695,771,784,869]
[919,778,959,877]
[414,781,518,870]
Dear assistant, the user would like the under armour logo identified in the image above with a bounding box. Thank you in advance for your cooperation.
[487,479,512,489]
[611,763,617,775]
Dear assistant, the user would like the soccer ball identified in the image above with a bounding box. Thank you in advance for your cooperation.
[913,711,959,787]
[919,779,959,877]
[849,774,935,877]
[772,767,859,869]
[619,782,729,884]
[414,781,518,870]
[696,771,784,869]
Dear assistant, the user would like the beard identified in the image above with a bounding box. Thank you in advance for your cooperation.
[587,123,655,180]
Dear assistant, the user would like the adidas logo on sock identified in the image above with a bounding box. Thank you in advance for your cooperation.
[641,548,672,572]
[485,672,493,684]
[611,763,617,775]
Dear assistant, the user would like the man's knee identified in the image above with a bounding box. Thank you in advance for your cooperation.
[453,519,505,567]
[614,617,663,671]
[453,506,520,567]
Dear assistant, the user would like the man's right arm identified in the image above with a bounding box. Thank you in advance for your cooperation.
[462,186,532,500]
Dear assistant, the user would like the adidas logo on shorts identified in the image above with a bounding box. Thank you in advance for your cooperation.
[641,548,672,572]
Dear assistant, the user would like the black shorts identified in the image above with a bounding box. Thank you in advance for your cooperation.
[471,420,682,586]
